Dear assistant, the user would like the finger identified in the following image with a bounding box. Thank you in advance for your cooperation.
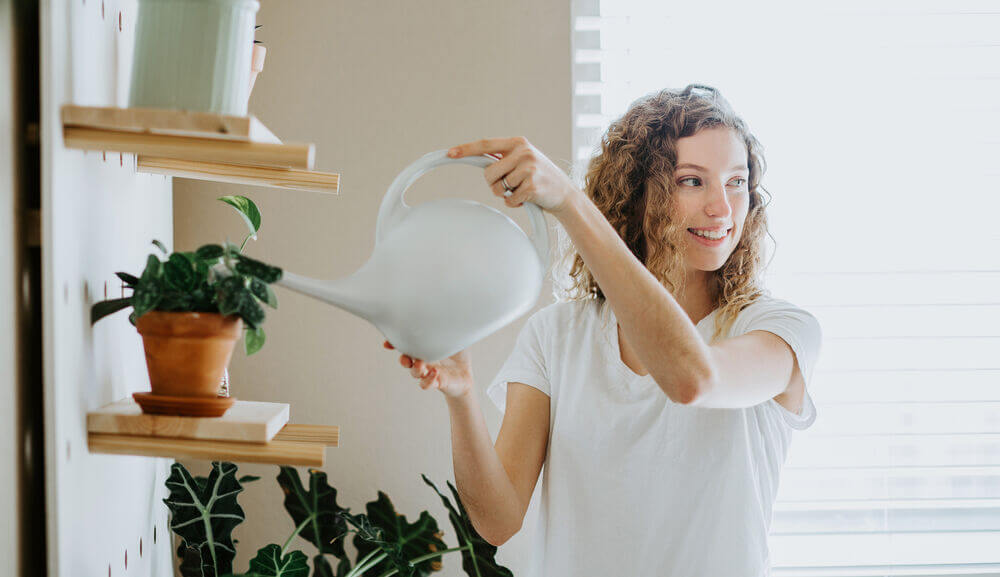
[410,359,427,379]
[488,162,533,199]
[483,151,522,189]
[419,368,438,390]
[448,137,525,159]
[399,355,412,368]
[502,164,532,193]
[498,165,534,205]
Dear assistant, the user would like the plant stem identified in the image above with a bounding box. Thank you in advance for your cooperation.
[344,548,387,577]
[240,234,251,252]
[370,545,470,577]
[280,516,312,556]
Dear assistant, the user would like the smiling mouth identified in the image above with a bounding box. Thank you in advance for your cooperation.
[687,227,732,241]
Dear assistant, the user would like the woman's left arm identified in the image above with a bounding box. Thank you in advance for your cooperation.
[448,137,797,408]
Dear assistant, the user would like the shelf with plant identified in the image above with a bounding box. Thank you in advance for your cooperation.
[88,194,281,422]
[166,461,514,577]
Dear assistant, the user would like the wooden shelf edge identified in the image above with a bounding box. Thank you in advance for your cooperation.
[273,423,339,446]
[87,431,327,467]
[137,156,339,194]
[63,126,314,170]
[61,105,281,143]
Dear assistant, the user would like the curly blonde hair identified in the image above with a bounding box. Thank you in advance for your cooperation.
[555,83,774,343]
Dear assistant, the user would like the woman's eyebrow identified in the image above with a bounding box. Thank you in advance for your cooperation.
[676,162,749,173]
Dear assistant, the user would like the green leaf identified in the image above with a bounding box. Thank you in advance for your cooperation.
[247,545,309,577]
[163,462,247,577]
[217,276,252,317]
[309,555,337,577]
[340,511,414,577]
[245,327,266,356]
[311,555,351,577]
[241,294,266,329]
[141,253,163,281]
[179,544,209,577]
[421,475,513,577]
[197,244,226,260]
[219,196,262,242]
[131,281,162,320]
[239,475,261,484]
[131,254,164,320]
[276,468,350,565]
[234,254,282,284]
[158,292,194,312]
[250,278,278,308]
[165,253,197,292]
[152,239,169,254]
[352,492,447,577]
[90,296,132,325]
[115,272,140,287]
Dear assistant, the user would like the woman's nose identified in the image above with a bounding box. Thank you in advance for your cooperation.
[705,182,733,217]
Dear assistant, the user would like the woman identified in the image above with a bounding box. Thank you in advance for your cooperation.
[383,84,822,576]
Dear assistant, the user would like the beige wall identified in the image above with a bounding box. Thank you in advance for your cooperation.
[174,2,571,575]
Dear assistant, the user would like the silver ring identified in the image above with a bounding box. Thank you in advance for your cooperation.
[502,176,513,198]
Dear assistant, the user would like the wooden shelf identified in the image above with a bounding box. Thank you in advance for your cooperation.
[137,157,339,194]
[61,105,340,194]
[62,104,282,142]
[86,398,339,467]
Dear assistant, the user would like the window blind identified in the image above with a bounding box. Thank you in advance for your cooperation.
[570,0,1000,574]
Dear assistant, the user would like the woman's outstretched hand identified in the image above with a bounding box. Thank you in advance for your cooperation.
[447,137,580,217]
[384,340,474,399]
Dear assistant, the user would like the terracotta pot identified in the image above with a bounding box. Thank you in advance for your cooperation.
[136,311,243,398]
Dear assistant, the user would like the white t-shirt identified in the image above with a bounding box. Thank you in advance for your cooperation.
[486,295,823,577]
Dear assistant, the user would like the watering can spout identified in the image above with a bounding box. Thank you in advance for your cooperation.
[276,270,380,322]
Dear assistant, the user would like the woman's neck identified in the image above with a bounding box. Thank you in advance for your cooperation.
[676,269,719,324]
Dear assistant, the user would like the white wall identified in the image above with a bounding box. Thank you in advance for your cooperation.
[174,1,572,575]
[41,1,174,575]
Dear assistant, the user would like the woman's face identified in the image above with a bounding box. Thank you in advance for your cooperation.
[668,126,750,273]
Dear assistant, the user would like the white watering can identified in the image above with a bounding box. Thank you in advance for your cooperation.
[276,150,549,362]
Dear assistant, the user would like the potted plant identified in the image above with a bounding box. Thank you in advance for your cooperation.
[129,0,260,115]
[90,240,282,416]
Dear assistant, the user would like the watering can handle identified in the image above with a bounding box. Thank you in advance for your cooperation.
[375,149,550,270]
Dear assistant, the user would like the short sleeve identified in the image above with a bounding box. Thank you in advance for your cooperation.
[741,298,823,430]
[485,310,551,415]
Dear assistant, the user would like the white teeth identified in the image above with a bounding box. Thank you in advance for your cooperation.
[691,228,727,240]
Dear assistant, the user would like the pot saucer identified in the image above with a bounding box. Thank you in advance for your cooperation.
[133,392,236,417]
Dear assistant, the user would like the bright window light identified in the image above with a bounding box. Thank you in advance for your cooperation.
[572,0,1000,574]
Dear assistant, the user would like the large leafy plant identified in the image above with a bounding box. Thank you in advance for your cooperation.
[165,461,515,577]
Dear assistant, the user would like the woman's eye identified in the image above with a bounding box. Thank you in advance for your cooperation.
[729,177,747,187]
[679,177,700,186]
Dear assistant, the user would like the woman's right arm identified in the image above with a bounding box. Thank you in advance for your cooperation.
[446,382,549,547]
[385,340,549,547]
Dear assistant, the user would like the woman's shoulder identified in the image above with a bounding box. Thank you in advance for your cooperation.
[737,293,816,319]
[527,297,604,333]
[731,293,822,338]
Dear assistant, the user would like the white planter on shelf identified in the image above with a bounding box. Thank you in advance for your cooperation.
[129,0,260,115]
